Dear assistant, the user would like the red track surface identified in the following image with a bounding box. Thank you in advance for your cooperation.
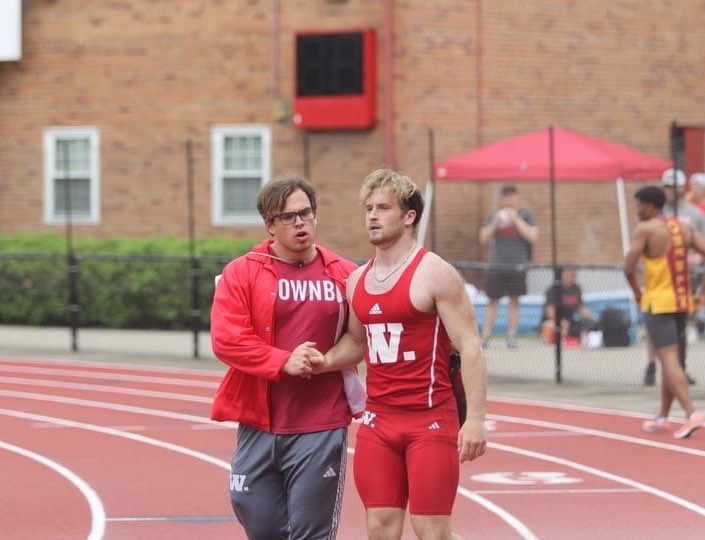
[1,356,703,539]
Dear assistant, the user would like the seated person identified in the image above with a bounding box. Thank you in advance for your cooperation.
[541,266,596,340]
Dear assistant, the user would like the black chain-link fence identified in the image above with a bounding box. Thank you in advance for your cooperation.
[456,261,704,389]
[1,254,703,388]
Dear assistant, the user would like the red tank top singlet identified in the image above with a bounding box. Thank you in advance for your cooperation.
[352,247,453,410]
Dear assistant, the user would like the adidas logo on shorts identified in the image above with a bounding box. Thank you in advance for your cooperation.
[428,422,441,430]
[323,466,337,478]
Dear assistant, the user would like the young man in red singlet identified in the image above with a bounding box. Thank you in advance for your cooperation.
[624,185,704,439]
[312,169,487,539]
[210,176,365,539]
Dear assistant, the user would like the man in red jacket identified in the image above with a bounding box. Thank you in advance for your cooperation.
[210,176,363,539]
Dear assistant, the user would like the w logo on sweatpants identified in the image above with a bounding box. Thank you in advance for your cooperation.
[230,473,249,492]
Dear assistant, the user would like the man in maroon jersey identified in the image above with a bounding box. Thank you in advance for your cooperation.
[311,169,487,539]
[210,176,365,539]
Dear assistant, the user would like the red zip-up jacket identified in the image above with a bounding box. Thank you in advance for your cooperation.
[210,239,357,430]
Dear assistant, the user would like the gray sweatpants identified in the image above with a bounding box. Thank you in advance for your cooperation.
[229,425,348,540]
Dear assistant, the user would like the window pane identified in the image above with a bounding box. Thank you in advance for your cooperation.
[56,138,90,174]
[223,134,262,172]
[223,137,236,169]
[54,178,91,216]
[223,177,260,214]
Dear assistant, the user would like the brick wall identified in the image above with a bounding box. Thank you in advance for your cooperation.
[0,0,703,265]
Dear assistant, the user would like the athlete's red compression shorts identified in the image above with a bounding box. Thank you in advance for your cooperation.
[353,399,460,515]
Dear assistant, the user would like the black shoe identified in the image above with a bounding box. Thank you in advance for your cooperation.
[506,336,518,349]
[686,372,696,385]
[643,363,656,387]
[481,336,490,350]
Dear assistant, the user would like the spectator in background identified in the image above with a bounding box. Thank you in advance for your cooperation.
[478,184,539,349]
[686,172,705,213]
[540,265,596,342]
[661,168,705,254]
[624,184,703,439]
[688,171,705,345]
[643,168,704,385]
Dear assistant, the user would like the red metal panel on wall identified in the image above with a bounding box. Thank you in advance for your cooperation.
[684,127,705,176]
[293,29,376,130]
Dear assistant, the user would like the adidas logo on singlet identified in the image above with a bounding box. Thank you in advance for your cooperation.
[369,303,382,315]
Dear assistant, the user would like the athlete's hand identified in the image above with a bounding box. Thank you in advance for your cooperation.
[306,347,327,374]
[458,418,487,463]
[632,288,642,305]
[282,341,317,378]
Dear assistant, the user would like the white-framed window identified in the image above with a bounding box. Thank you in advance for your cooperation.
[211,125,271,225]
[43,127,100,225]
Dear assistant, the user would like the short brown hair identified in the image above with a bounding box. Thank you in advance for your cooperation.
[501,184,518,196]
[359,168,424,226]
[256,176,317,221]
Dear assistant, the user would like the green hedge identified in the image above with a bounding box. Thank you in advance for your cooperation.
[0,233,255,329]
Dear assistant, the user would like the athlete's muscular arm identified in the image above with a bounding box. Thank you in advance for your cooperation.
[309,267,366,373]
[624,222,648,304]
[424,255,487,463]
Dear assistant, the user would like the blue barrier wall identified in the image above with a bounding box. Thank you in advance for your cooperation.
[470,288,637,336]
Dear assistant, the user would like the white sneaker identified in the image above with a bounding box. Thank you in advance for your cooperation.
[673,413,703,439]
[642,416,667,433]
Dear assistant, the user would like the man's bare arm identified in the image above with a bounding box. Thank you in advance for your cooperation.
[310,267,366,373]
[428,256,487,462]
[478,215,498,244]
[624,223,648,302]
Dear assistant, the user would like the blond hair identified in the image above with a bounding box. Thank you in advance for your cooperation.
[359,168,424,226]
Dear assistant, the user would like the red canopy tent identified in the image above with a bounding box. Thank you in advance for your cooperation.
[424,126,672,259]
[434,126,671,181]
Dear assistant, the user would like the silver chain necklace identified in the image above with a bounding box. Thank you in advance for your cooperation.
[372,243,417,283]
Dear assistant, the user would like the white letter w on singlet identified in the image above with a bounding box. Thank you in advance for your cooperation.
[366,323,404,364]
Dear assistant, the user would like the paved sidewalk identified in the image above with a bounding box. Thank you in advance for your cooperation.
[1,325,703,417]
[0,324,222,371]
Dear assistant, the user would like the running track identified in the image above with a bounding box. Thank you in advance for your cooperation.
[0,355,703,539]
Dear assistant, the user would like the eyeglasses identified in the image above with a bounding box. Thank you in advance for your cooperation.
[273,207,315,225]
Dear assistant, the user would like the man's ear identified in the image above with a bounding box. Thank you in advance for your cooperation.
[265,220,275,237]
[405,209,417,225]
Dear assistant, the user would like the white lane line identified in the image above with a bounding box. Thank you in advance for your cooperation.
[0,440,106,540]
[32,424,212,432]
[0,365,218,388]
[0,389,232,427]
[473,488,639,495]
[489,441,705,517]
[0,376,212,403]
[489,414,705,457]
[0,408,231,471]
[0,355,224,377]
[489,395,655,420]
[490,431,588,439]
[457,486,539,540]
